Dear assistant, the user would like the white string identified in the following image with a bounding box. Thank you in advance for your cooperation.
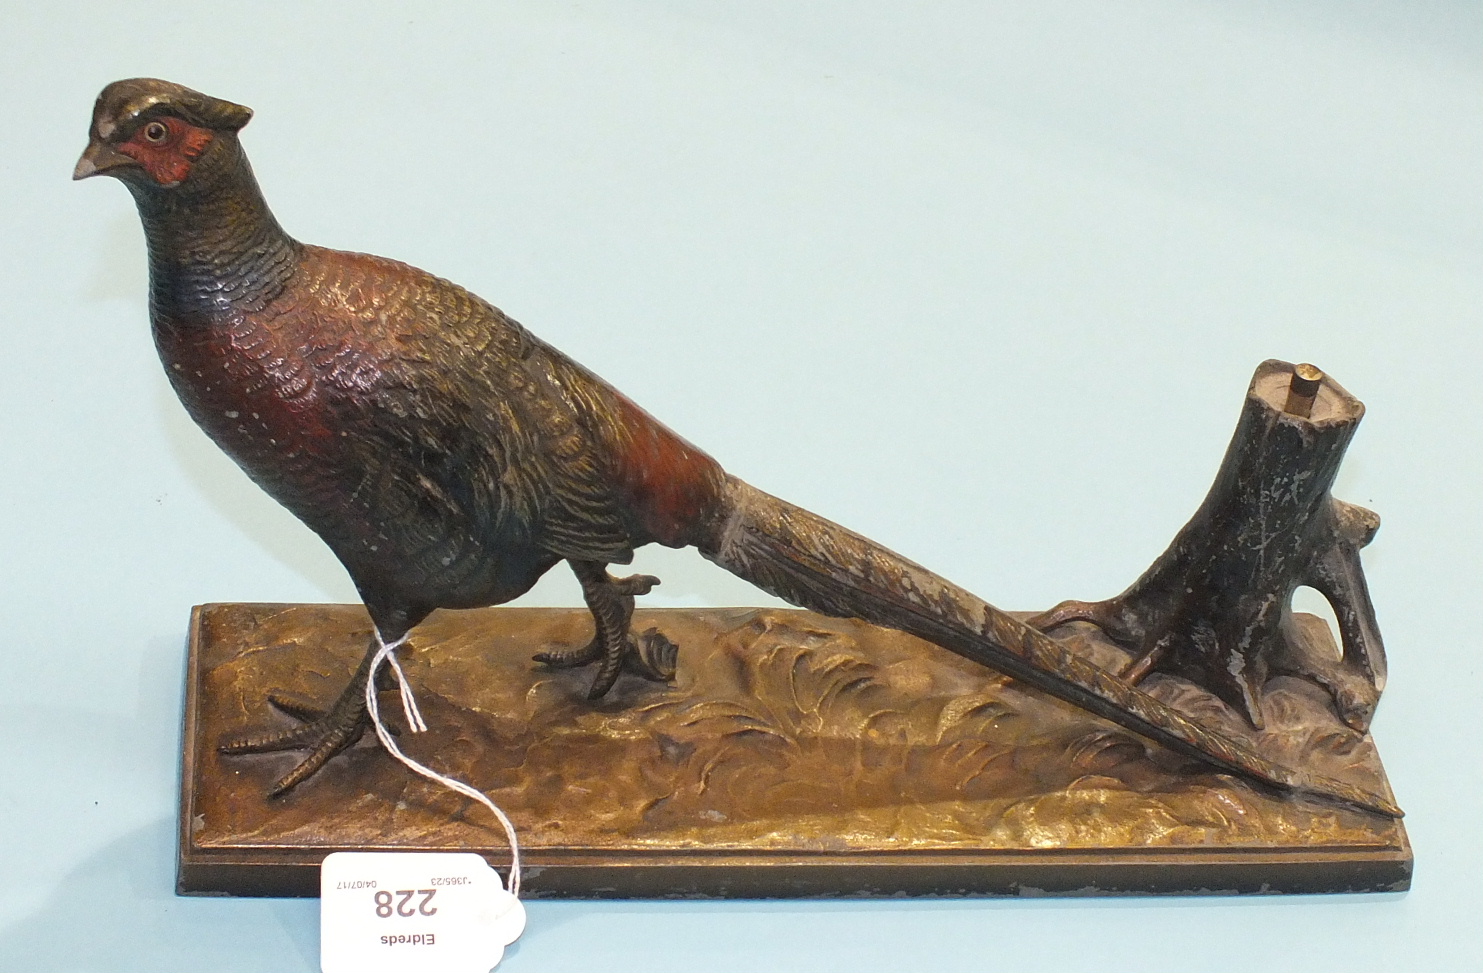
[383,647,427,732]
[365,631,522,898]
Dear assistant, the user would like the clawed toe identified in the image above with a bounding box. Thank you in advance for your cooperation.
[611,573,659,597]
[629,627,678,681]
[263,716,367,796]
[220,719,326,755]
[535,631,677,696]
[220,668,377,797]
[220,707,370,796]
[581,630,679,699]
[533,639,603,669]
[266,691,328,722]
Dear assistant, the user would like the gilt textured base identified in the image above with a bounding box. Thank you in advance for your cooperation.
[178,604,1409,898]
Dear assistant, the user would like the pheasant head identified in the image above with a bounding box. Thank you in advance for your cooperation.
[74,78,253,191]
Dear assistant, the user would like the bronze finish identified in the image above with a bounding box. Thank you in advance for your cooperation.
[1030,361,1386,733]
[77,78,1396,817]
[179,604,1408,898]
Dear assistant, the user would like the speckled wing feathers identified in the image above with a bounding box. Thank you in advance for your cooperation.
[284,248,638,580]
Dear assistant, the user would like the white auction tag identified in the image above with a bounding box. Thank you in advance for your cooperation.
[321,852,525,973]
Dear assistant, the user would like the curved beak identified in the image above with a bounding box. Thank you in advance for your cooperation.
[73,140,136,180]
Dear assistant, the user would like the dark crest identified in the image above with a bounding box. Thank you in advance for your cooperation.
[92,78,253,138]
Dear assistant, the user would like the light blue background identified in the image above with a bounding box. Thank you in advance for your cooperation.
[3,2,1479,970]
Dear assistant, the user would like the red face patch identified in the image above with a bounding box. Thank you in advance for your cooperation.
[117,116,215,187]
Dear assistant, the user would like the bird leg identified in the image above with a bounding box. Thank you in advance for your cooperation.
[533,559,678,699]
[220,635,387,797]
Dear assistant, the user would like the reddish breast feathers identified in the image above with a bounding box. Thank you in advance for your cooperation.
[153,252,376,480]
[156,313,340,471]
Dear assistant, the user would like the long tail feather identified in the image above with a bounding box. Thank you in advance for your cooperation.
[698,476,1401,819]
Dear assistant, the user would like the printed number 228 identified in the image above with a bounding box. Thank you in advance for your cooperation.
[374,889,437,918]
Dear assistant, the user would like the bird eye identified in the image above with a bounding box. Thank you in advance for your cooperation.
[142,121,169,143]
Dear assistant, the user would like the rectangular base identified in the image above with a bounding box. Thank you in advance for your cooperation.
[179,604,1410,898]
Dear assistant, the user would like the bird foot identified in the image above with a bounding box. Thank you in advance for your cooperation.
[220,688,371,797]
[534,564,677,699]
[534,627,678,699]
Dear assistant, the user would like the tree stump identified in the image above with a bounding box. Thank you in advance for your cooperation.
[1029,360,1387,732]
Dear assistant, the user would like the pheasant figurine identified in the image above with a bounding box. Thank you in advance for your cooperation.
[75,79,1397,817]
